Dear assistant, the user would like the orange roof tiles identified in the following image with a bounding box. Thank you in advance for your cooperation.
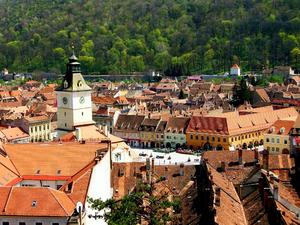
[0,127,29,141]
[4,142,107,177]
[231,64,240,68]
[268,120,295,135]
[208,107,298,136]
[24,115,50,123]
[207,164,247,225]
[0,187,75,217]
[187,116,229,135]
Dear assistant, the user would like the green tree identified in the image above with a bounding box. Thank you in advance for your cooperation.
[88,181,180,225]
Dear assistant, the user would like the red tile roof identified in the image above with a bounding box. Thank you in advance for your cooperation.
[187,116,229,135]
[0,187,75,217]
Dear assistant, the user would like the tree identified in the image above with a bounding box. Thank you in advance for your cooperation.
[88,180,180,225]
[231,78,251,107]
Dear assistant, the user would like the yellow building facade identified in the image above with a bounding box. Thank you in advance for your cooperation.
[186,108,297,151]
[263,120,295,154]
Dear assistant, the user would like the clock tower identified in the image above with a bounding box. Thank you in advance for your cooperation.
[56,52,94,134]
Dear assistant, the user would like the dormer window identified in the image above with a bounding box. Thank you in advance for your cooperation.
[32,200,37,207]
[77,80,83,87]
[64,80,68,88]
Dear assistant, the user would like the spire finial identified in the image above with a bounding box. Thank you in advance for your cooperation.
[69,43,78,62]
[71,44,75,56]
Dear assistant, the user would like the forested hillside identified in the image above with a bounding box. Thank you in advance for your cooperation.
[0,0,299,74]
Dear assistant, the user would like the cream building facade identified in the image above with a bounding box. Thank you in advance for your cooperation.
[56,53,94,136]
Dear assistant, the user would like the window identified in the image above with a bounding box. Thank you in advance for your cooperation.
[36,223,42,225]
[276,147,279,152]
[201,136,204,140]
[82,112,84,116]
[212,137,215,142]
[272,147,275,152]
[266,138,270,142]
[277,138,280,144]
[195,135,198,140]
[19,223,26,225]
[35,126,37,131]
[284,139,288,144]
[39,126,41,131]
[52,223,59,225]
[190,134,193,140]
[235,137,237,141]
[64,112,66,116]
[2,222,9,225]
[206,136,209,141]
[161,134,163,138]
[65,123,67,127]
[271,138,274,143]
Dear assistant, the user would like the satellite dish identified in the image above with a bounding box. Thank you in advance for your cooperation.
[76,202,83,213]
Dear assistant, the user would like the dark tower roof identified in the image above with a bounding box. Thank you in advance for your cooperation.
[56,52,91,92]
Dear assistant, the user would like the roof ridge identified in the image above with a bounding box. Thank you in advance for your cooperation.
[49,188,70,216]
[0,152,21,177]
[207,163,241,204]
[60,159,96,191]
[3,186,13,213]
[0,159,20,177]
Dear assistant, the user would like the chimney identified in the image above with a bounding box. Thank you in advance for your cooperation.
[146,158,151,183]
[179,163,184,176]
[221,161,226,172]
[238,148,243,165]
[151,157,155,174]
[262,150,269,171]
[254,148,259,161]
[273,183,278,200]
[214,187,221,206]
[75,128,81,141]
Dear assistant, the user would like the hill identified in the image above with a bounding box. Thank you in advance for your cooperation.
[0,0,299,75]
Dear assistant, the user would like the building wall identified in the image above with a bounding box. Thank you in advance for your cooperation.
[56,91,92,130]
[229,131,264,149]
[28,121,51,142]
[19,180,65,190]
[164,132,186,148]
[9,137,30,144]
[84,151,112,225]
[0,216,68,225]
[140,131,156,148]
[230,67,240,76]
[264,133,290,154]
[186,132,229,150]
[187,131,265,150]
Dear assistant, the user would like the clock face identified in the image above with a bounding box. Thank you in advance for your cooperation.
[79,96,85,104]
[62,97,68,105]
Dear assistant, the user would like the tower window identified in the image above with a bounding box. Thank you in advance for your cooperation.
[65,123,67,127]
